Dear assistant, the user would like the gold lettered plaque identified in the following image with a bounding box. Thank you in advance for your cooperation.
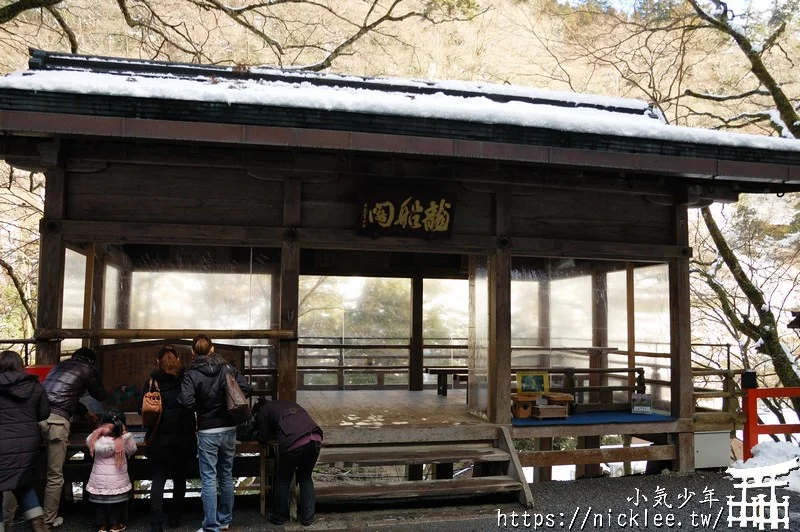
[359,190,455,239]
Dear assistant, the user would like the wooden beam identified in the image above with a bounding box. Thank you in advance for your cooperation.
[590,272,609,404]
[489,191,512,425]
[510,237,690,261]
[409,274,424,391]
[58,220,690,260]
[538,275,551,350]
[511,418,692,439]
[535,438,552,482]
[55,139,774,201]
[59,220,286,246]
[36,166,66,364]
[519,444,676,467]
[626,263,636,394]
[489,247,511,425]
[670,196,694,472]
[116,266,131,329]
[279,178,301,401]
[497,427,534,508]
[35,328,293,340]
[576,436,602,478]
[82,243,96,348]
[467,255,479,412]
[323,424,500,445]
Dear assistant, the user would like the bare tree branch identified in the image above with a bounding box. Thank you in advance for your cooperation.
[0,256,35,330]
[686,0,799,137]
[0,0,61,25]
[44,5,77,53]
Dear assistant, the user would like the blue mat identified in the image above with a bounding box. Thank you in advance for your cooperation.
[511,411,673,426]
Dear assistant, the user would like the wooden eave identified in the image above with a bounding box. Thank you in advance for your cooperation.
[1,94,800,192]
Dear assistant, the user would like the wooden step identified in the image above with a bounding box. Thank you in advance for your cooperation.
[316,475,522,503]
[318,443,510,466]
[323,424,500,445]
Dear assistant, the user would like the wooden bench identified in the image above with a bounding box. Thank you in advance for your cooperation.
[425,366,468,397]
[62,431,276,516]
[297,365,408,389]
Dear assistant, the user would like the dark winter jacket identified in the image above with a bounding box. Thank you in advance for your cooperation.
[0,371,50,490]
[178,354,251,432]
[256,400,322,453]
[42,354,107,419]
[142,369,197,459]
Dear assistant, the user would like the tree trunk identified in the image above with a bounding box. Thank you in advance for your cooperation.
[701,207,800,412]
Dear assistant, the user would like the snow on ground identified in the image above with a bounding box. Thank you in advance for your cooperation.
[731,441,800,492]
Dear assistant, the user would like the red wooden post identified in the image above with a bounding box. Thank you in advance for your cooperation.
[742,387,800,461]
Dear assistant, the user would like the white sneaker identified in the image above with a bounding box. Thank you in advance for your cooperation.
[52,517,64,528]
[221,525,230,531]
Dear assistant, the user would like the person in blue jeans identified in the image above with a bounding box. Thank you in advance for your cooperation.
[178,335,250,532]
[0,350,51,532]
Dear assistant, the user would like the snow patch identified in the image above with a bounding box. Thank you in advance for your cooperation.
[731,442,800,493]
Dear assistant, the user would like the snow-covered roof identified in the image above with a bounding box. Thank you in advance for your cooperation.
[1,49,800,185]
[1,50,796,155]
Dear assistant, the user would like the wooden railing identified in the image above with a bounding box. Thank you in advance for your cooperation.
[743,387,800,460]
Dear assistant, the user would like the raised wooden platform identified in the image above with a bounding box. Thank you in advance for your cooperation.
[297,389,477,429]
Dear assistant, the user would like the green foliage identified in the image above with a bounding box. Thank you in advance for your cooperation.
[553,436,576,450]
[427,0,482,17]
[601,434,622,445]
[632,0,682,21]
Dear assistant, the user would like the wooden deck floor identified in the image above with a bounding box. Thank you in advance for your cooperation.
[296,389,487,429]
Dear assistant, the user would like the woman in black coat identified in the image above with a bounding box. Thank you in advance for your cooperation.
[143,345,197,532]
[0,350,50,532]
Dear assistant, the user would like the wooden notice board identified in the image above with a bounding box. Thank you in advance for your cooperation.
[97,339,246,412]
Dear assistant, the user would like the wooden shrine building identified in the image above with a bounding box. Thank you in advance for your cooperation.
[2,49,800,505]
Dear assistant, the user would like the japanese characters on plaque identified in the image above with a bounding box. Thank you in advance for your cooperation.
[359,192,455,239]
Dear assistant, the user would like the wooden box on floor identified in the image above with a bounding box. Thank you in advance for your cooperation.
[532,405,568,419]
[511,394,535,419]
[542,393,574,406]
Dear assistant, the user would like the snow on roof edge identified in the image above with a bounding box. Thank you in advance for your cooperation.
[29,49,651,113]
[1,68,799,155]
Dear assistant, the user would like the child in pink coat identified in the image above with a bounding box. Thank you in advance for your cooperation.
[85,409,138,532]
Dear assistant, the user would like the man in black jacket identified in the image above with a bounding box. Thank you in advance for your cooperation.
[178,335,250,532]
[256,400,322,527]
[40,347,107,529]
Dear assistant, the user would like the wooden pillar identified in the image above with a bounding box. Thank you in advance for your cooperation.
[36,166,66,365]
[590,272,609,404]
[409,274,424,391]
[115,267,132,330]
[488,192,512,425]
[535,437,553,482]
[407,464,424,481]
[670,199,694,472]
[467,255,480,411]
[538,273,551,367]
[626,263,636,394]
[88,245,106,352]
[576,436,602,478]
[278,179,301,401]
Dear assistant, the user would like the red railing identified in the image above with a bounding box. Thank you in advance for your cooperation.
[743,387,800,460]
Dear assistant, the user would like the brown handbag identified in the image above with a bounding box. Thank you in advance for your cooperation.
[142,378,162,428]
[224,365,252,425]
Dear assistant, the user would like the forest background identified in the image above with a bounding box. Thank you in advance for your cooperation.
[1,0,800,406]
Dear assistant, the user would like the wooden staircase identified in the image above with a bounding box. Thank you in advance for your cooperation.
[314,424,533,508]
